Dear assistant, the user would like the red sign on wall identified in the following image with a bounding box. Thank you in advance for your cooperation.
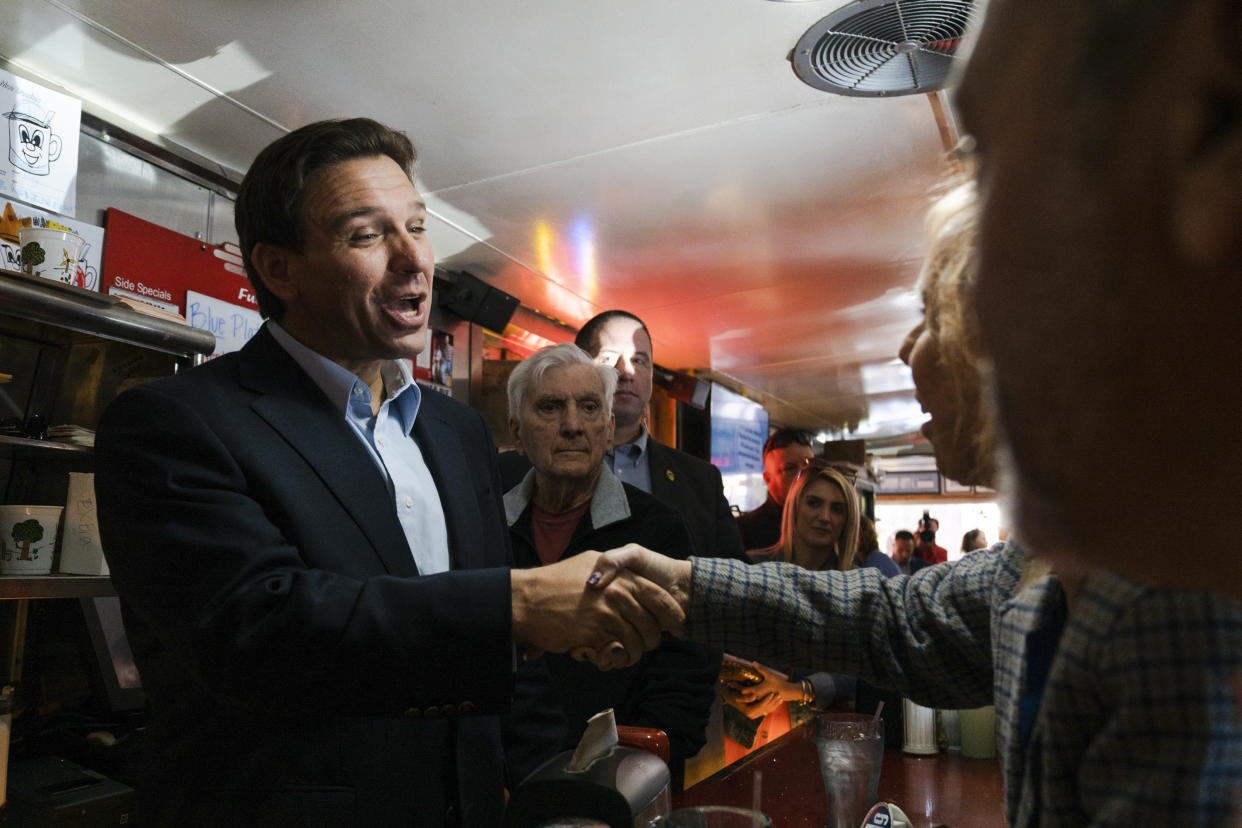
[101,208,257,314]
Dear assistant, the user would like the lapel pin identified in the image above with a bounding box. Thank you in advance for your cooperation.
[666,469,675,482]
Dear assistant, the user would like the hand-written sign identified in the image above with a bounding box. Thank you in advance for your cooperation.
[187,290,261,358]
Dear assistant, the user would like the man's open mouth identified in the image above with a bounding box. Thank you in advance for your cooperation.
[383,295,425,323]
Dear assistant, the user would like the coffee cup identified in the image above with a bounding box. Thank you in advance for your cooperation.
[18,227,87,286]
[0,505,64,575]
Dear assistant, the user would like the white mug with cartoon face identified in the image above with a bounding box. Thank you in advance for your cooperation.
[6,108,62,176]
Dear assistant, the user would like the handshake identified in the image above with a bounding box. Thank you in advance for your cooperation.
[510,544,695,670]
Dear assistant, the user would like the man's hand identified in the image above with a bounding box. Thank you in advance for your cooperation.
[587,543,693,619]
[511,551,684,670]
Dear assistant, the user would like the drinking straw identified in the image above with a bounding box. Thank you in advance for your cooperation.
[873,701,885,721]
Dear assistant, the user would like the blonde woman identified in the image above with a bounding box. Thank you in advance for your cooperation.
[749,460,859,572]
[722,461,862,744]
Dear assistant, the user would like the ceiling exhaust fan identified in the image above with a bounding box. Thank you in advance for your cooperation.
[791,0,980,97]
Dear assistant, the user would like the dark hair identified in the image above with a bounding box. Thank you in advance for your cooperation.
[762,428,812,457]
[234,118,418,319]
[895,530,916,543]
[574,310,650,358]
[858,514,878,552]
[961,529,985,554]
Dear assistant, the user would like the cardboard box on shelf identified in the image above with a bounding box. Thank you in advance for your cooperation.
[58,472,107,576]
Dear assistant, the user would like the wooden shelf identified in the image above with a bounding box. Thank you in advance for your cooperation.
[0,574,114,599]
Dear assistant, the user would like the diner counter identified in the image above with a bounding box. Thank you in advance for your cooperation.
[674,725,1005,827]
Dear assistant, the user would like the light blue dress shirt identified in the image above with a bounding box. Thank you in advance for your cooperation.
[605,424,653,494]
[267,322,450,575]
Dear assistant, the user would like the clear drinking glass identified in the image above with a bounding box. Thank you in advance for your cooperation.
[816,712,885,828]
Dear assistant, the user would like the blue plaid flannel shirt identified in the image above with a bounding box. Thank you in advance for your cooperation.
[687,543,1242,826]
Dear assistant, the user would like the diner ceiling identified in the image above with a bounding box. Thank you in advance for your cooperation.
[0,0,966,444]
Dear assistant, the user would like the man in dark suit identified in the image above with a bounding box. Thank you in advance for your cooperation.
[734,428,814,551]
[574,311,745,563]
[94,118,679,828]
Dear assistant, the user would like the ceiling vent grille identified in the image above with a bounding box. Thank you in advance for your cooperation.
[791,0,979,97]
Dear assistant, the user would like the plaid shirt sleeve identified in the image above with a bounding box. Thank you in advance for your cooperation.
[1027,575,1242,826]
[686,548,1018,709]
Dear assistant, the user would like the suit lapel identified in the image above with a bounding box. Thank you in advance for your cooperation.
[240,328,417,576]
[646,439,676,501]
[412,395,486,572]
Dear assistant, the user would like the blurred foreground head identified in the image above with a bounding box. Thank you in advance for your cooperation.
[955,0,1242,593]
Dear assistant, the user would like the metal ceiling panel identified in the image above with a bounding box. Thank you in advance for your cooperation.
[0,0,951,440]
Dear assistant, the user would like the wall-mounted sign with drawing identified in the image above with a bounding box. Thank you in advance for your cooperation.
[0,69,81,216]
[0,200,104,289]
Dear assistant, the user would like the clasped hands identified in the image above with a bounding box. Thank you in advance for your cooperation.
[721,659,802,719]
[510,543,692,670]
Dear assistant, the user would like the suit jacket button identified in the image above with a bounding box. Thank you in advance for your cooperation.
[404,707,420,718]
[459,701,475,715]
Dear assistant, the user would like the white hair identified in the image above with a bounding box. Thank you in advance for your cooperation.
[507,343,617,419]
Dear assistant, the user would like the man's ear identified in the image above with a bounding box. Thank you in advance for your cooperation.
[1171,0,1242,267]
[509,417,524,455]
[249,242,299,303]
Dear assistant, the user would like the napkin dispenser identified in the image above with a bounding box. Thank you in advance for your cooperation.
[505,744,670,828]
[506,710,670,828]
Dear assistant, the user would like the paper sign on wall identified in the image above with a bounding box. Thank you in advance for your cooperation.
[0,69,81,216]
[0,200,104,289]
[186,290,261,358]
[102,208,257,314]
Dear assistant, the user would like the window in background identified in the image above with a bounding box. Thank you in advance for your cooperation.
[709,383,768,513]
[874,500,1005,563]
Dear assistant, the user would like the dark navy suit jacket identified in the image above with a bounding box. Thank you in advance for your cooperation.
[95,325,515,827]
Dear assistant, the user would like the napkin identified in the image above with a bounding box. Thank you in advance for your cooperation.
[566,708,619,773]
